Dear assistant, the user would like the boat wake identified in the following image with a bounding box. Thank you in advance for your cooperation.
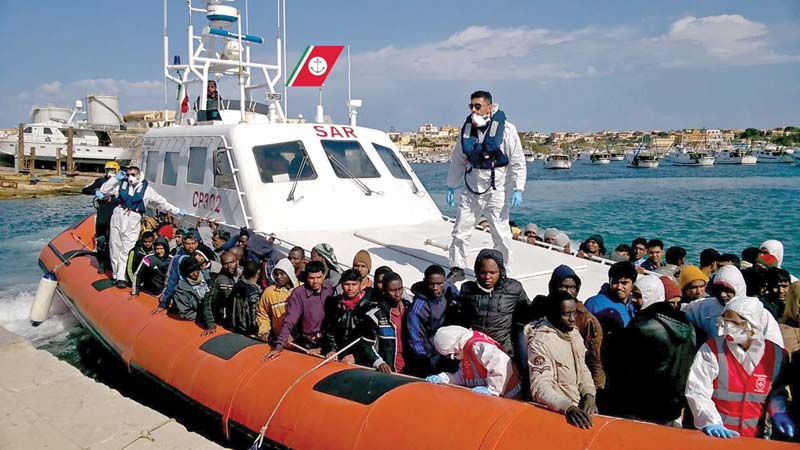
[0,287,77,345]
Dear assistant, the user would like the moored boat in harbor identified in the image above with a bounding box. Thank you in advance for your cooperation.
[544,153,572,169]
[669,146,715,166]
[756,147,794,164]
[0,98,139,170]
[715,144,757,165]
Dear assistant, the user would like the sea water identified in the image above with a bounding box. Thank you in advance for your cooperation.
[420,160,800,275]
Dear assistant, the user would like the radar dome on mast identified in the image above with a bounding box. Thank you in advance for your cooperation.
[206,1,238,29]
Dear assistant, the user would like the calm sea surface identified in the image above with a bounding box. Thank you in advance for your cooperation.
[0,161,797,442]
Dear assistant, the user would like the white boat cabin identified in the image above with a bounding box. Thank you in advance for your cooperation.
[141,123,439,234]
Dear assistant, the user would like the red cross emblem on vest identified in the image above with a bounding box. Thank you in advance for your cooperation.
[753,374,768,394]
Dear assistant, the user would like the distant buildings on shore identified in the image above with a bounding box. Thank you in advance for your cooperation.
[390,123,797,161]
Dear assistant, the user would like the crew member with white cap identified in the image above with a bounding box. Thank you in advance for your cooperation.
[445,90,526,279]
[686,296,794,439]
[101,166,184,288]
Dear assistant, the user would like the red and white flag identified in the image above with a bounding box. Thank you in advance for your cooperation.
[286,45,344,87]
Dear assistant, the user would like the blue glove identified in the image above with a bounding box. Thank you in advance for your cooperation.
[702,424,739,439]
[446,187,455,207]
[177,209,186,216]
[95,190,105,200]
[510,190,522,208]
[772,412,795,438]
[471,386,492,395]
[425,375,445,384]
[115,171,126,181]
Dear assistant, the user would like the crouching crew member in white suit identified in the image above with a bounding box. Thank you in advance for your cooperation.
[101,166,184,288]
[446,90,526,279]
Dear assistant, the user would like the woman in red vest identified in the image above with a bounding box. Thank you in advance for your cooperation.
[686,296,795,439]
[425,325,521,398]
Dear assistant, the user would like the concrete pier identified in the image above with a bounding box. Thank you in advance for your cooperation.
[0,326,229,450]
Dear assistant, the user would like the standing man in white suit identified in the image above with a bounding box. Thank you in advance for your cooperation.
[446,90,526,279]
[101,166,184,288]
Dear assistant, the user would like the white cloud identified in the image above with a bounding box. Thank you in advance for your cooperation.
[352,15,799,84]
[22,78,164,110]
[39,81,62,94]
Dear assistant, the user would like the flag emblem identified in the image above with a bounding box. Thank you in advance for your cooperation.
[286,45,344,87]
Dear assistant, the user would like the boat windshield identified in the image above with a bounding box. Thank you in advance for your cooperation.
[373,143,411,180]
[253,141,317,183]
[322,140,380,178]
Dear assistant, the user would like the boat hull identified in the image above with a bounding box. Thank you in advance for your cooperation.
[758,155,794,164]
[626,160,659,168]
[37,215,793,450]
[0,140,134,165]
[544,160,572,170]
[716,155,757,165]
[672,159,715,167]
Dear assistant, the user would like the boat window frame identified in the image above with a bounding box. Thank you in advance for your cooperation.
[186,146,207,185]
[162,151,180,186]
[252,140,318,184]
[372,142,412,180]
[213,149,236,190]
[321,139,381,179]
[143,150,160,182]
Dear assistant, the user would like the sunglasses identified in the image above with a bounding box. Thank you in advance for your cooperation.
[468,103,486,110]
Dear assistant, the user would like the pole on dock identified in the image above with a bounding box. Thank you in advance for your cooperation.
[29,146,36,181]
[66,127,75,177]
[16,123,23,174]
[56,147,62,176]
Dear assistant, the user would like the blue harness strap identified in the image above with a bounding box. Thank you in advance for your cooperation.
[118,179,148,213]
[461,111,508,195]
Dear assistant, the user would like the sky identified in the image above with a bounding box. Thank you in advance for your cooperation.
[1,0,799,132]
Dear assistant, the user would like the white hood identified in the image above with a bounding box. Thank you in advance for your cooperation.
[635,274,665,311]
[272,257,299,288]
[713,265,747,298]
[433,325,474,358]
[723,296,766,335]
[760,240,784,268]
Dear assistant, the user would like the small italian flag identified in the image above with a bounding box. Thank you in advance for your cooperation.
[286,45,345,87]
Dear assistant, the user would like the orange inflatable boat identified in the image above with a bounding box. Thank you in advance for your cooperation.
[38,215,795,450]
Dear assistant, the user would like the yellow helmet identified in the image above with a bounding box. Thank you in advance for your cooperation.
[104,161,121,172]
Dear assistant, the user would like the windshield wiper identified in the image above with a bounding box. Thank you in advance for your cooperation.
[286,156,308,203]
[327,154,382,196]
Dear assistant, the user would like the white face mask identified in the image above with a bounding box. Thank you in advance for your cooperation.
[722,323,749,344]
[106,170,117,178]
[128,175,139,186]
[471,113,489,128]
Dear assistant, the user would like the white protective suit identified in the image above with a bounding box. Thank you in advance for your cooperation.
[681,265,784,348]
[101,177,180,282]
[635,274,665,311]
[685,297,789,430]
[433,325,520,397]
[447,114,526,274]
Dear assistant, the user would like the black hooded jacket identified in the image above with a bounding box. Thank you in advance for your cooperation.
[133,237,172,296]
[602,301,696,423]
[454,249,530,358]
